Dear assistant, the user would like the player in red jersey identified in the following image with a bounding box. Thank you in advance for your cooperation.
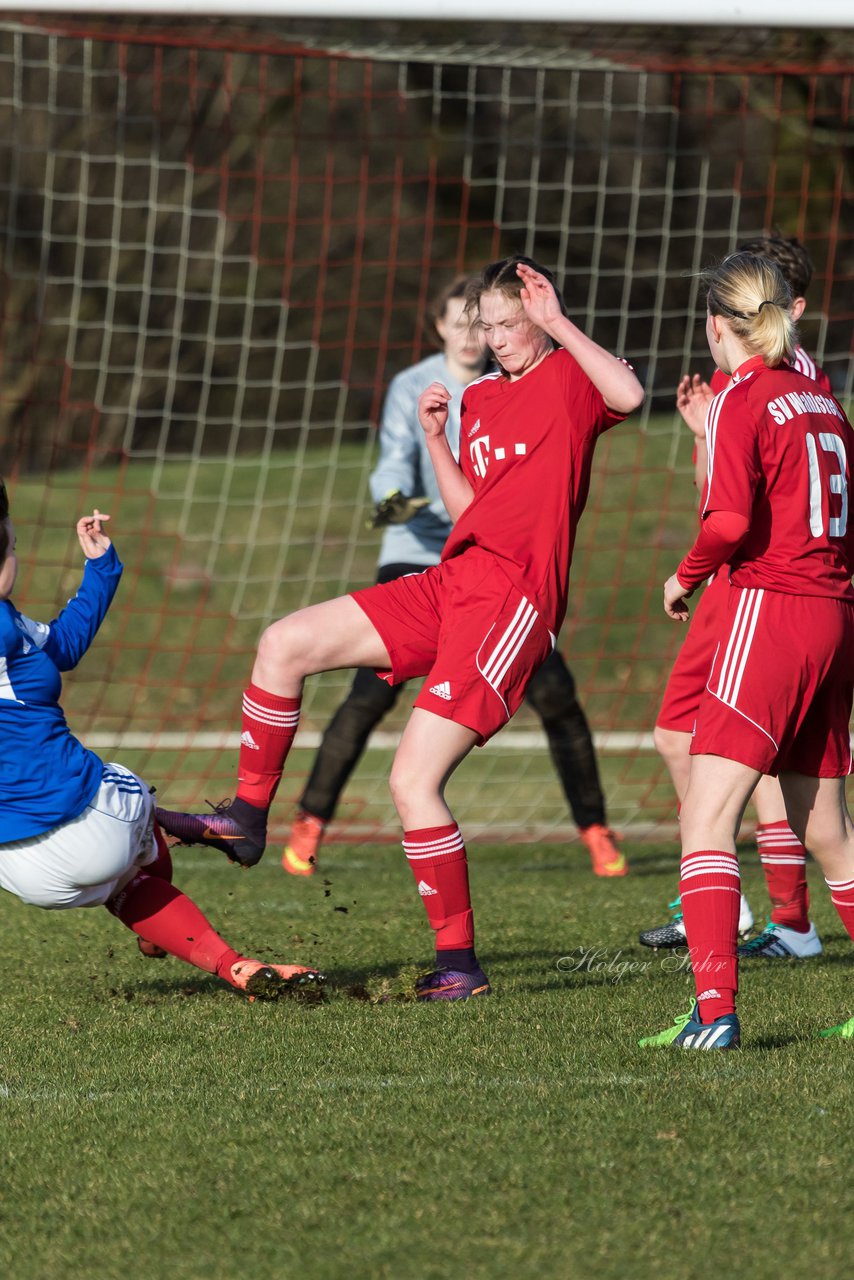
[644,237,833,959]
[155,256,644,1000]
[283,274,625,880]
[639,251,854,1048]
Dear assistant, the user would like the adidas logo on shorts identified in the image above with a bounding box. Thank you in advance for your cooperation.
[240,730,260,750]
[428,680,452,701]
[417,880,438,897]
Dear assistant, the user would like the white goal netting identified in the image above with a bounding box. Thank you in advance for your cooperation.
[1,15,852,840]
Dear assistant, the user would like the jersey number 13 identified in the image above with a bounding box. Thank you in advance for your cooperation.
[805,431,849,538]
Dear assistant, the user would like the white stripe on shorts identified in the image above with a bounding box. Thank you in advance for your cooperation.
[477,596,539,703]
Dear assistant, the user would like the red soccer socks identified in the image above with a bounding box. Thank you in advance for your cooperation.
[826,873,854,942]
[403,823,477,964]
[107,873,240,980]
[236,684,301,809]
[756,821,810,932]
[680,850,741,1023]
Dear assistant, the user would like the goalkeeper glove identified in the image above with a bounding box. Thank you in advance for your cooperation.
[368,490,431,529]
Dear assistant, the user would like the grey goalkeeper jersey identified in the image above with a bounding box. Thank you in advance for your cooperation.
[370,351,468,568]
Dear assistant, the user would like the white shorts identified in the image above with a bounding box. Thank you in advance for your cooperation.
[0,764,158,909]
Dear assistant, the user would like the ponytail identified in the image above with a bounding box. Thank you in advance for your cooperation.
[704,252,796,367]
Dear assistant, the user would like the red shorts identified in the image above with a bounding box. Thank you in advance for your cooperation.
[691,586,854,777]
[351,548,554,744]
[656,568,729,733]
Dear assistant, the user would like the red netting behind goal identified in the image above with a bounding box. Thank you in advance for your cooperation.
[1,17,852,841]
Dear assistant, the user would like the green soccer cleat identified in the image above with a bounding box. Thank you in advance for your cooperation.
[818,1015,854,1039]
[639,1002,740,1050]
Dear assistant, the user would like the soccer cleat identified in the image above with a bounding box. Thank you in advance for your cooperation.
[818,1015,854,1039]
[414,966,492,1001]
[737,920,822,959]
[639,892,754,949]
[638,897,687,949]
[580,824,628,877]
[154,798,266,868]
[639,1002,740,1050]
[228,959,326,1001]
[282,811,325,876]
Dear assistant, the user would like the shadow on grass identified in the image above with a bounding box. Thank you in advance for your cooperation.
[746,1033,806,1050]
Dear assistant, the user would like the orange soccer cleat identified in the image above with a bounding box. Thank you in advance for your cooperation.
[282,811,326,876]
[228,959,326,1001]
[579,824,628,877]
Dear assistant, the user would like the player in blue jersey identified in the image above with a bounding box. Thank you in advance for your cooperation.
[0,479,321,1000]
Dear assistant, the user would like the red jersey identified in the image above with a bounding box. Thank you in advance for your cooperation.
[442,348,624,633]
[709,346,832,396]
[702,355,854,599]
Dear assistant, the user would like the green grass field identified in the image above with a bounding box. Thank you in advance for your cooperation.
[2,839,852,1280]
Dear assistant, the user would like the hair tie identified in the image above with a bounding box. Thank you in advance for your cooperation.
[757,300,774,312]
[713,297,753,322]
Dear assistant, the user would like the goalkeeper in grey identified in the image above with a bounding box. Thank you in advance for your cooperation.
[282,275,627,879]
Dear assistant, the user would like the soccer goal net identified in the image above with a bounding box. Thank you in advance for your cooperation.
[1,12,852,842]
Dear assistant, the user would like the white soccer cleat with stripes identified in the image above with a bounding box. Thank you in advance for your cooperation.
[737,920,822,959]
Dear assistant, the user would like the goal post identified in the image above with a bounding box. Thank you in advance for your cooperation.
[1,12,851,840]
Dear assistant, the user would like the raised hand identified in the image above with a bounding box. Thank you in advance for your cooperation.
[418,381,452,438]
[516,261,562,330]
[676,373,714,440]
[77,509,112,559]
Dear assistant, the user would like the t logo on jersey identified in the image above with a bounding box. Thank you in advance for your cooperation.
[469,435,527,478]
[470,435,490,478]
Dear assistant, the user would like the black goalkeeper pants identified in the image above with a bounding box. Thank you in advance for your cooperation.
[299,563,607,829]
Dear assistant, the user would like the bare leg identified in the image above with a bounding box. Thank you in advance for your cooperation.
[253,596,392,696]
[653,725,693,804]
[680,755,762,854]
[752,773,789,824]
[779,773,854,883]
[389,707,478,830]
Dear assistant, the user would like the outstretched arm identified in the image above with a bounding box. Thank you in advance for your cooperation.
[516,262,644,415]
[44,511,123,670]
[418,381,474,523]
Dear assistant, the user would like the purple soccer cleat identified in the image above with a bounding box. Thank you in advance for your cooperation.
[155,798,266,868]
[414,966,492,1001]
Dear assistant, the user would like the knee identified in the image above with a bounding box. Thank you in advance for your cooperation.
[653,724,683,765]
[257,618,294,667]
[257,614,313,678]
[389,755,428,814]
[802,816,847,865]
[388,759,411,810]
